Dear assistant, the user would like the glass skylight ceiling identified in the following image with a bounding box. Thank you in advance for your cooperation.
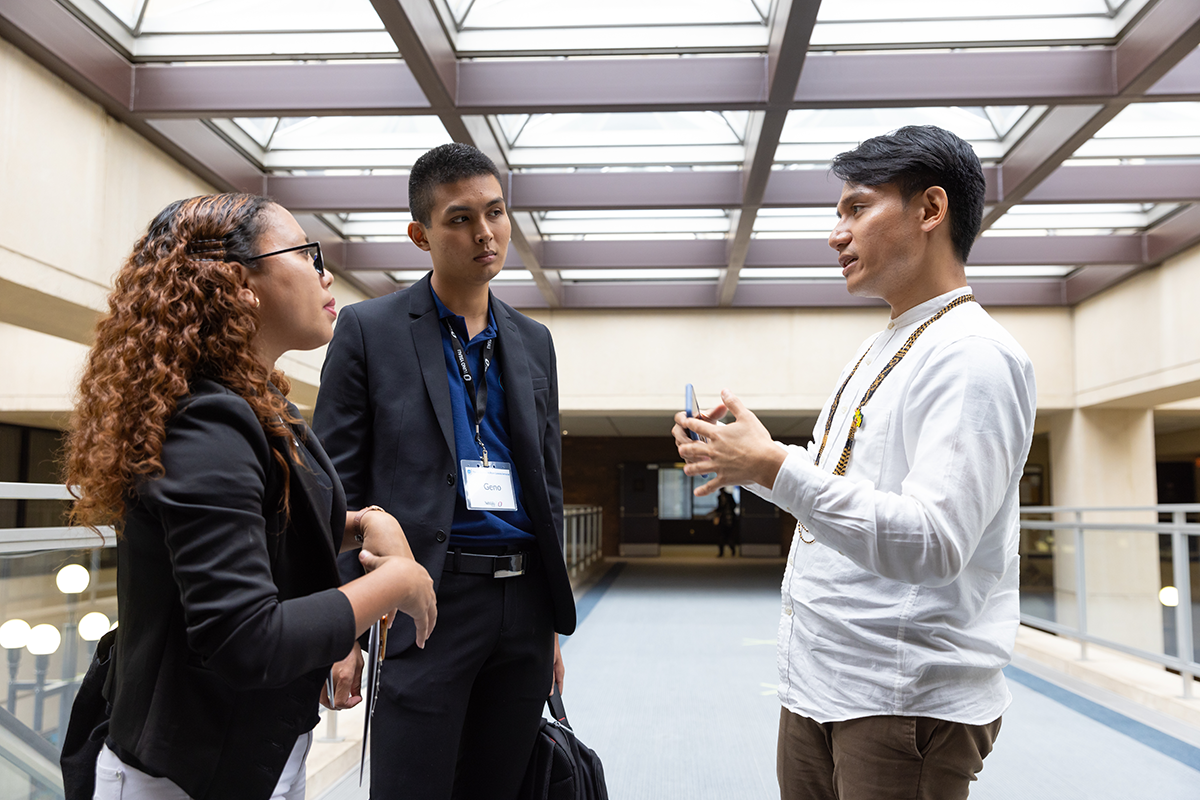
[439,0,770,55]
[776,107,1036,165]
[42,0,1199,302]
[537,210,731,240]
[430,0,1151,56]
[812,0,1151,49]
[1070,103,1200,161]
[73,0,395,59]
[221,117,453,172]
[500,113,750,169]
[984,203,1180,235]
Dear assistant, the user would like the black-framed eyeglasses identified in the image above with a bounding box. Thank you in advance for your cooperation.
[245,241,324,277]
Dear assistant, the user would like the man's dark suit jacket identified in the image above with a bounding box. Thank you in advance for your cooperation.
[105,380,357,800]
[313,273,577,648]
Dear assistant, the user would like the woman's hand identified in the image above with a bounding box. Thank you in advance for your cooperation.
[347,508,415,561]
[320,646,364,710]
[358,550,438,648]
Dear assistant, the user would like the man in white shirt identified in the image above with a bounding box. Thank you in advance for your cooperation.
[673,125,1036,800]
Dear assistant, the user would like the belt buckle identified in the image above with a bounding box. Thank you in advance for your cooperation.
[493,553,526,578]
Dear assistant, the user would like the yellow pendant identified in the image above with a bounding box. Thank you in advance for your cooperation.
[853,408,863,428]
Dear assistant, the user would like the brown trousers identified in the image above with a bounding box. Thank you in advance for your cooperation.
[777,708,1001,800]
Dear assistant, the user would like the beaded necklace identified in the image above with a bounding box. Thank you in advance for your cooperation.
[796,293,975,544]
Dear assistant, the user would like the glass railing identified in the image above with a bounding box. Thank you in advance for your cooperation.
[0,481,116,796]
[1018,503,1200,697]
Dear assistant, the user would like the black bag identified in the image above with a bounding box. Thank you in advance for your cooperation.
[60,627,117,800]
[518,687,608,800]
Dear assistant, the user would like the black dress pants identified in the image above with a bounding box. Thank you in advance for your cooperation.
[369,551,556,800]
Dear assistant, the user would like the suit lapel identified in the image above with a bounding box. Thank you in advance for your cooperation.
[494,297,539,469]
[410,275,457,460]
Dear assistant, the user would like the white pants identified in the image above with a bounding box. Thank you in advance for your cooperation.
[94,731,312,800]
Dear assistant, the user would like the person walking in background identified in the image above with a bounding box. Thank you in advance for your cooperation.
[673,126,1036,800]
[314,143,576,800]
[715,487,738,557]
[63,193,436,800]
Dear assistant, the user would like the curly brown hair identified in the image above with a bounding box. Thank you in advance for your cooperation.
[66,193,304,531]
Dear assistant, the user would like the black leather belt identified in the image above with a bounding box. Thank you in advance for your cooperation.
[446,550,528,578]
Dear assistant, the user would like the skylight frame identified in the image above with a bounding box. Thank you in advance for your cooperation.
[810,0,1154,50]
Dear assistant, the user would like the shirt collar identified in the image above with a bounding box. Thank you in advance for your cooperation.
[430,284,498,343]
[890,285,973,329]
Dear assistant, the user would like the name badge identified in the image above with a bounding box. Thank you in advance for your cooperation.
[461,460,517,511]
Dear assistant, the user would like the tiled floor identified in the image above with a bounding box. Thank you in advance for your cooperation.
[315,557,1200,798]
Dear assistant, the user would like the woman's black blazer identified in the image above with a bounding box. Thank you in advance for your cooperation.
[104,379,356,800]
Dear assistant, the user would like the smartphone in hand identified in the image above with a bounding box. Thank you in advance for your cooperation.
[684,384,708,442]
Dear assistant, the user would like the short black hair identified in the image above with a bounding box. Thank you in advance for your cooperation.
[831,125,985,263]
[408,143,503,226]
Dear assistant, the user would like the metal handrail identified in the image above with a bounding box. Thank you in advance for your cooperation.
[1019,504,1199,698]
[0,482,115,553]
[1021,503,1200,514]
[0,483,75,500]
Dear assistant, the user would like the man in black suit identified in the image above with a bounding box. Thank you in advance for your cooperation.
[313,143,576,799]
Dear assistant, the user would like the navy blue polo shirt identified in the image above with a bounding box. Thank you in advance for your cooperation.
[431,287,535,547]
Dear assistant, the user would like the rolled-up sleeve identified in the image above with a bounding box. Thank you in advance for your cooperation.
[142,393,356,688]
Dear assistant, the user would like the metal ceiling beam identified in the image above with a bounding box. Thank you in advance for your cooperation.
[542,240,728,270]
[456,56,768,114]
[368,0,456,110]
[0,0,249,192]
[747,235,1147,268]
[335,234,1149,272]
[132,62,428,116]
[146,120,263,194]
[0,0,131,111]
[1024,163,1200,205]
[795,49,1117,109]
[733,279,1067,308]
[511,171,744,211]
[6,4,1200,124]
[1146,204,1200,264]
[1063,265,1144,305]
[1114,0,1200,95]
[1148,45,1200,97]
[264,163,1200,214]
[7,9,1197,125]
[372,270,1140,310]
[102,49,1200,121]
[981,0,1200,231]
[267,174,409,213]
[718,0,821,307]
[369,0,562,307]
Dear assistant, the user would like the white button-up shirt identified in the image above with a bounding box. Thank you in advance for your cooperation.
[752,287,1036,725]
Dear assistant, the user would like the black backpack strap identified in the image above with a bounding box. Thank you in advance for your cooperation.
[547,685,570,730]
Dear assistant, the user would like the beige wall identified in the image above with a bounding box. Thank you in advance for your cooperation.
[0,39,366,422]
[530,303,1076,424]
[1073,245,1200,409]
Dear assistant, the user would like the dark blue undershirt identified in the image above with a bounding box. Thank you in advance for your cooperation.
[431,286,535,547]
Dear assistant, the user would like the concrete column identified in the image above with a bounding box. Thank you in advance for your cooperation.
[1048,408,1162,653]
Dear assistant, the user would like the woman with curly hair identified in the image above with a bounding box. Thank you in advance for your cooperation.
[64,193,436,800]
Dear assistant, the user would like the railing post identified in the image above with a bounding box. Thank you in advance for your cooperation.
[1172,510,1195,698]
[565,514,574,575]
[587,509,596,564]
[317,706,342,742]
[593,508,600,564]
[1075,511,1088,661]
[576,513,585,575]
